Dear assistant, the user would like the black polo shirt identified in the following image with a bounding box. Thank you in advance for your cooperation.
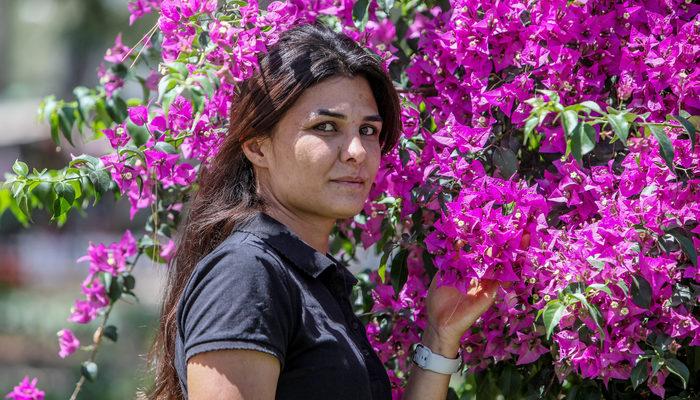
[174,210,392,399]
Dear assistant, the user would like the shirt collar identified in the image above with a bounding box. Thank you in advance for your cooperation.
[236,210,358,288]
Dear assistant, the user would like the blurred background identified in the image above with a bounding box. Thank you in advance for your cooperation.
[0,1,165,398]
[0,1,381,398]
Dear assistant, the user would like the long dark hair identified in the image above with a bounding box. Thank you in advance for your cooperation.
[141,21,403,399]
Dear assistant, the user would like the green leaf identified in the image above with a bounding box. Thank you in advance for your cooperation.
[69,154,101,169]
[144,243,166,264]
[616,280,629,295]
[585,283,612,297]
[664,227,698,267]
[352,0,370,30]
[542,300,566,340]
[49,112,61,146]
[12,159,29,176]
[161,87,183,117]
[651,356,663,376]
[52,194,71,218]
[88,170,113,194]
[398,148,410,166]
[102,325,118,342]
[194,75,215,97]
[585,303,605,339]
[579,101,604,115]
[154,141,179,155]
[81,361,99,382]
[18,193,31,221]
[586,256,606,270]
[377,262,387,284]
[167,61,189,78]
[58,106,76,146]
[630,273,652,309]
[607,112,630,144]
[664,358,689,389]
[122,273,136,291]
[74,86,96,122]
[10,181,26,198]
[498,364,523,398]
[106,96,128,123]
[108,277,122,302]
[390,248,409,297]
[562,110,578,138]
[630,360,647,390]
[672,114,696,149]
[157,76,176,103]
[378,0,395,12]
[127,121,149,147]
[523,116,539,145]
[492,147,518,179]
[647,125,675,171]
[54,181,76,204]
[571,123,596,164]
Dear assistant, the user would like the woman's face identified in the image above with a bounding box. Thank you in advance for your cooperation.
[245,75,383,221]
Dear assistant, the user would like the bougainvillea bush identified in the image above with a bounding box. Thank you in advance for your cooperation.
[2,0,699,399]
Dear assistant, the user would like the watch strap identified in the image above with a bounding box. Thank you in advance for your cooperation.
[412,343,462,375]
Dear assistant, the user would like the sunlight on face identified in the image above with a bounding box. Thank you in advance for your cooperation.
[258,75,383,220]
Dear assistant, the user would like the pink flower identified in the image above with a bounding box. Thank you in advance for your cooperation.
[101,123,130,149]
[4,376,45,400]
[97,62,124,97]
[68,299,99,324]
[128,105,148,126]
[160,238,176,261]
[104,33,131,64]
[57,328,80,358]
[127,0,157,26]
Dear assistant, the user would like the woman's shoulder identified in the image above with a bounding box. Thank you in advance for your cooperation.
[191,230,291,284]
[177,230,300,324]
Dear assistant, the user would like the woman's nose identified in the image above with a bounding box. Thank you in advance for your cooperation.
[342,133,366,163]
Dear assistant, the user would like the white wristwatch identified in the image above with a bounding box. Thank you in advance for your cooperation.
[411,343,463,375]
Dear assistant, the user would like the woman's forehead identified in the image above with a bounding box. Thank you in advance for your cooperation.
[290,76,379,118]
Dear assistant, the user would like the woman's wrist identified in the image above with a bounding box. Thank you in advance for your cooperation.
[420,325,461,359]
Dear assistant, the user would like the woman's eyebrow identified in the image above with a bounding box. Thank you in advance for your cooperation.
[314,108,383,122]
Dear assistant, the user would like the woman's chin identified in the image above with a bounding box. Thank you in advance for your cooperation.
[323,204,365,220]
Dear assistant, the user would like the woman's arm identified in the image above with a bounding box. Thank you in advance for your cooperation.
[401,325,461,400]
[402,278,500,400]
[187,349,280,400]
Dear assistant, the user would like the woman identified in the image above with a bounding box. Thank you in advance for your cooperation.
[146,21,499,400]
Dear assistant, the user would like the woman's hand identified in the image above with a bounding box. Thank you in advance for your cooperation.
[421,231,531,355]
[403,233,531,400]
[422,276,499,356]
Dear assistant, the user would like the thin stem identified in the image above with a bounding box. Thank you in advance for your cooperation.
[68,304,114,400]
[118,22,158,66]
[150,173,160,270]
[640,122,681,128]
[68,248,144,400]
[130,24,160,70]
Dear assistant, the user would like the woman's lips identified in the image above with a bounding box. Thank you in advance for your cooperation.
[331,180,365,189]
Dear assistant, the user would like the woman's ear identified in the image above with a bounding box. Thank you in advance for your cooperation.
[242,136,271,168]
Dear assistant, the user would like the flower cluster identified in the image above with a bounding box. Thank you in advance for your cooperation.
[8,0,699,398]
[4,376,45,400]
[66,230,137,326]
[355,1,700,397]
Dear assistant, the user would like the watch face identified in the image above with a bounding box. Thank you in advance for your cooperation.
[413,344,428,366]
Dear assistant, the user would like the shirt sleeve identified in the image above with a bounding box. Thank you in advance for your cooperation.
[178,242,299,369]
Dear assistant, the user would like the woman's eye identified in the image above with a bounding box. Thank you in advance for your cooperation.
[314,122,336,132]
[361,125,379,136]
